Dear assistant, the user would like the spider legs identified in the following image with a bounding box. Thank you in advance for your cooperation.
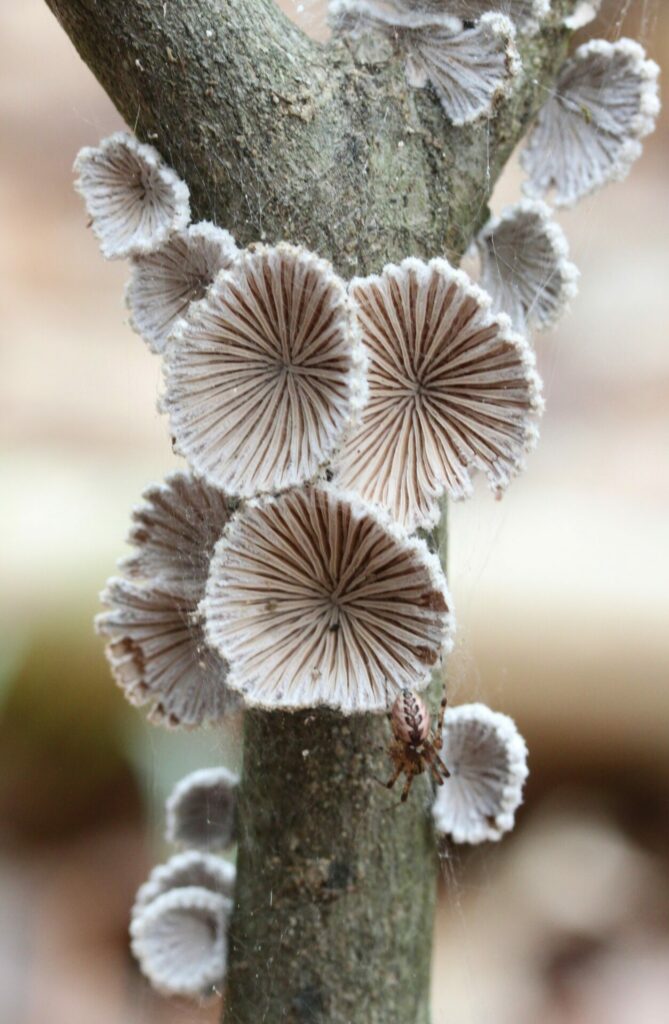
[383,764,403,791]
[400,774,414,803]
[424,743,450,783]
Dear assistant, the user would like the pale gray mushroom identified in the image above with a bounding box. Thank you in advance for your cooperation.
[202,484,454,713]
[521,38,660,207]
[164,243,366,497]
[96,578,232,728]
[73,132,190,259]
[402,13,520,126]
[120,470,237,594]
[134,850,236,912]
[564,0,601,31]
[432,702,528,844]
[330,2,520,125]
[130,886,231,1000]
[330,0,548,33]
[127,222,238,353]
[476,199,580,332]
[333,257,543,531]
[166,767,239,852]
[97,471,237,728]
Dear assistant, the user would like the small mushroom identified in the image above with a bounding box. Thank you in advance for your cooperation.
[133,850,236,911]
[120,470,237,592]
[96,578,232,729]
[476,199,580,333]
[73,132,190,259]
[97,472,237,728]
[330,3,520,125]
[166,767,239,852]
[521,38,660,207]
[127,221,238,353]
[130,886,231,1000]
[432,702,529,844]
[334,257,543,530]
[564,0,601,31]
[202,484,454,713]
[164,243,366,497]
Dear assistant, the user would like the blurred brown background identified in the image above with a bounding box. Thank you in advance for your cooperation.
[1,2,667,1022]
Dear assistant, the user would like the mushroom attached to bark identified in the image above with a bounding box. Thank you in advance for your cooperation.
[203,484,454,713]
[432,702,528,844]
[521,38,660,207]
[130,886,232,1000]
[127,222,238,353]
[334,257,543,530]
[134,850,236,912]
[476,200,579,332]
[164,243,366,497]
[330,2,520,125]
[166,766,239,852]
[97,472,237,728]
[73,132,190,259]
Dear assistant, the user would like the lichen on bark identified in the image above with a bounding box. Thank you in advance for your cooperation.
[42,1,576,1020]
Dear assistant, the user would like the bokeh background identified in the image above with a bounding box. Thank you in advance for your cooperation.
[1,1,667,1022]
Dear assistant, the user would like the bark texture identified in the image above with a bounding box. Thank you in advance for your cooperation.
[43,1,574,1021]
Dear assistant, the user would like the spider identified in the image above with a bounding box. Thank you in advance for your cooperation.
[384,687,450,802]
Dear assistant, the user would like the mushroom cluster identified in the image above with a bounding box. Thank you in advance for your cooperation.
[131,768,238,999]
[71,0,660,1000]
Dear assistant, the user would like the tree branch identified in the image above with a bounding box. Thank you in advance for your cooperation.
[45,0,571,274]
[43,2,576,1021]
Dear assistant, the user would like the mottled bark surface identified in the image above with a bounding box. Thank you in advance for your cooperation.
[42,2,574,1020]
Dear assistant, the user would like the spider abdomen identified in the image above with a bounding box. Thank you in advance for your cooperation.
[391,689,430,747]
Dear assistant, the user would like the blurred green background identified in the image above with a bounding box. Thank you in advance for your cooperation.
[1,2,668,1022]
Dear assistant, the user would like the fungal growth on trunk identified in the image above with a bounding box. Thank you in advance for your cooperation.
[330,3,520,124]
[131,886,232,999]
[166,766,239,851]
[74,132,190,259]
[432,702,529,843]
[203,484,453,711]
[43,0,661,1018]
[334,258,543,527]
[164,244,366,496]
[475,200,580,333]
[96,471,237,727]
[127,222,239,354]
[133,850,237,911]
[521,38,660,206]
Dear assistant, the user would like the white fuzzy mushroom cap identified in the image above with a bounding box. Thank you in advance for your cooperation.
[130,886,231,1000]
[433,702,529,844]
[403,13,520,127]
[96,578,232,728]
[120,470,238,593]
[97,472,237,728]
[476,199,580,332]
[166,767,239,852]
[333,257,543,531]
[450,1,549,32]
[330,3,519,125]
[127,222,238,354]
[521,38,661,208]
[202,484,454,713]
[564,0,601,31]
[330,0,548,34]
[330,0,461,34]
[73,131,190,260]
[134,850,236,912]
[163,243,367,497]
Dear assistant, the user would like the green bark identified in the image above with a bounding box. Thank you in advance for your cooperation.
[42,2,575,1020]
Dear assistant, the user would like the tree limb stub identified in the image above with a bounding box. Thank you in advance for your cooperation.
[43,2,575,1021]
[45,0,571,275]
